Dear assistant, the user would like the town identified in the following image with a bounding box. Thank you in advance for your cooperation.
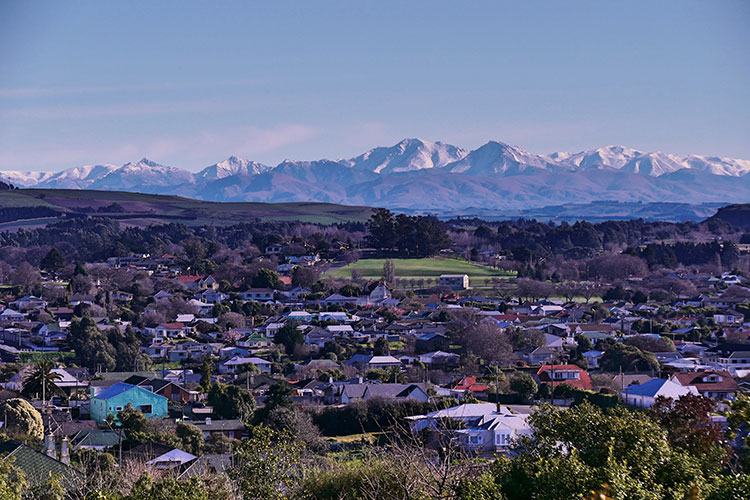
[0,208,748,499]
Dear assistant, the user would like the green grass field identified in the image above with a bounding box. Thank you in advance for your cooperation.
[327,257,513,283]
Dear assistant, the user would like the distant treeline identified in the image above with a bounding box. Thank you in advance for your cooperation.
[454,216,737,261]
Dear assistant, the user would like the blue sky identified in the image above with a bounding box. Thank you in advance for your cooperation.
[1,1,748,171]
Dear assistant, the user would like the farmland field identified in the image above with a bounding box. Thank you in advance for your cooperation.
[327,257,514,283]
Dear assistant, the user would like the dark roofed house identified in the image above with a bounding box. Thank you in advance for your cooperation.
[0,440,82,489]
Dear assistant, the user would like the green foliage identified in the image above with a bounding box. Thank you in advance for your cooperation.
[273,323,304,355]
[21,359,63,400]
[599,343,659,372]
[26,473,65,500]
[176,422,204,455]
[207,383,255,423]
[229,426,303,500]
[69,314,116,372]
[4,398,43,440]
[40,248,65,273]
[0,456,26,500]
[509,372,537,400]
[124,473,234,500]
[252,268,282,289]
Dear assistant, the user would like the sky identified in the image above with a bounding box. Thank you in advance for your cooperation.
[1,1,749,172]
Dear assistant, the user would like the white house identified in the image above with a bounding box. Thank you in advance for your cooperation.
[621,378,698,408]
[439,274,470,290]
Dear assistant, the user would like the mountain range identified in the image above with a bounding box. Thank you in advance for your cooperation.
[3,138,750,213]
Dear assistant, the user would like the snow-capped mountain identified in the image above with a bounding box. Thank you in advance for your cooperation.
[2,140,749,212]
[194,156,270,181]
[550,145,750,177]
[345,138,467,174]
[88,158,194,192]
[444,141,562,176]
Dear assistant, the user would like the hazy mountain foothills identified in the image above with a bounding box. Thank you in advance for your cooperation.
[2,139,750,212]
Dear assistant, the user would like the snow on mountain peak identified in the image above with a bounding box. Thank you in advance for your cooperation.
[347,138,467,174]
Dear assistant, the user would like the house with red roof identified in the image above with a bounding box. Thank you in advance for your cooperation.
[670,370,740,401]
[176,275,217,291]
[452,376,490,395]
[536,364,592,390]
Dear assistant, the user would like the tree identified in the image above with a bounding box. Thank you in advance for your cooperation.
[0,457,26,500]
[69,314,116,372]
[599,343,659,372]
[21,359,63,400]
[252,268,282,289]
[373,337,391,356]
[4,398,44,440]
[124,473,234,500]
[273,323,304,355]
[464,320,513,366]
[207,383,255,423]
[383,259,396,286]
[229,426,303,500]
[40,248,65,274]
[176,422,204,455]
[366,208,396,251]
[200,359,214,392]
[509,372,538,400]
[291,266,317,289]
[111,326,150,372]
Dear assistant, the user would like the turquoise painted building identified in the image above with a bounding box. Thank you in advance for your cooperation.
[90,382,168,424]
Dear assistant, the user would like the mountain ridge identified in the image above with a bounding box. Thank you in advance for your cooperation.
[2,139,749,212]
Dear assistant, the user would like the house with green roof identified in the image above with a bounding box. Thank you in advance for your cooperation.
[90,382,168,424]
[0,440,82,489]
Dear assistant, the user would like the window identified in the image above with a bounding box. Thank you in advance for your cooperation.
[496,434,509,445]
[140,404,153,414]
[469,434,482,445]
[115,406,123,411]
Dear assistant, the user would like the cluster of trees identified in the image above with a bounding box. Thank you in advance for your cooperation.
[627,240,741,269]
[366,209,451,257]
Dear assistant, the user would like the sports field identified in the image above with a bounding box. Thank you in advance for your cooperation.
[327,257,513,282]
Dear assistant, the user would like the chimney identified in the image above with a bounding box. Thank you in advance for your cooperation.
[60,437,70,465]
[44,434,57,460]
[205,417,211,425]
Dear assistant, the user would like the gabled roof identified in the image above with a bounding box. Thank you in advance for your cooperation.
[624,378,697,398]
[0,440,82,487]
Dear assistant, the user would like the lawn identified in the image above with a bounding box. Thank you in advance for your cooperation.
[327,257,513,283]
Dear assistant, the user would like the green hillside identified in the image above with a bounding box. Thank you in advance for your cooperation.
[0,189,375,226]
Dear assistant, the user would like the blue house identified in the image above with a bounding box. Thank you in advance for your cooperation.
[90,382,168,424]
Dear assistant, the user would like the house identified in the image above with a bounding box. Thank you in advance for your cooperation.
[456,412,532,453]
[152,379,200,403]
[332,382,429,404]
[439,274,470,290]
[89,382,168,424]
[344,354,402,371]
[583,350,604,369]
[195,289,229,304]
[671,370,740,401]
[536,364,592,390]
[517,346,556,365]
[239,288,275,302]
[415,332,450,353]
[368,283,392,303]
[70,429,123,451]
[265,244,283,255]
[0,440,81,488]
[192,417,245,440]
[155,322,190,339]
[218,356,272,375]
[111,291,134,302]
[418,351,460,369]
[178,275,218,291]
[0,308,25,321]
[322,293,357,306]
[69,294,95,306]
[452,376,490,396]
[9,295,48,311]
[154,290,174,303]
[713,311,745,325]
[406,403,507,432]
[621,378,698,408]
[187,299,213,315]
[147,448,197,469]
